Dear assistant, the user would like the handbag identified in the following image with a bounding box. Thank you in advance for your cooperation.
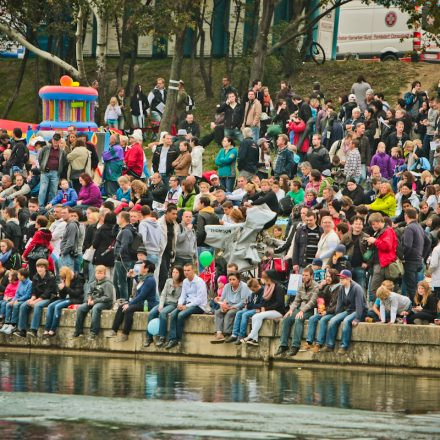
[384,258,404,280]
[273,258,287,273]
[27,245,49,261]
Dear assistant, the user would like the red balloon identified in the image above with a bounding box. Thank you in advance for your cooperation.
[60,75,73,87]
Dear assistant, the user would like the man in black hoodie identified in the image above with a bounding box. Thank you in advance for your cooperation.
[8,128,28,171]
[217,91,244,145]
[342,179,365,206]
[0,207,22,251]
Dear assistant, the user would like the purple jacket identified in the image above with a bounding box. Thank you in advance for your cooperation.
[389,156,405,175]
[78,183,103,207]
[370,152,393,179]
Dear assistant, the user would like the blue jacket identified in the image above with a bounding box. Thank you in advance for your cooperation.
[335,281,367,321]
[215,147,237,177]
[13,278,32,302]
[273,147,295,178]
[49,187,78,207]
[132,275,157,309]
[115,187,131,202]
[246,287,264,310]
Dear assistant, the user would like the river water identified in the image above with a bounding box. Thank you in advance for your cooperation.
[1,352,440,439]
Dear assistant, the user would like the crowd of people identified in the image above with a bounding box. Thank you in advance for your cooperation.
[0,72,439,356]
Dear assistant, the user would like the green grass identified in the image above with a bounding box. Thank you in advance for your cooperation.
[0,57,432,170]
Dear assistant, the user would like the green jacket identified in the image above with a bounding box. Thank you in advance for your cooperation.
[287,188,305,205]
[177,190,197,211]
[215,147,237,177]
[368,193,396,218]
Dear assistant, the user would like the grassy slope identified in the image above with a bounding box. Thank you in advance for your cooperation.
[0,57,430,169]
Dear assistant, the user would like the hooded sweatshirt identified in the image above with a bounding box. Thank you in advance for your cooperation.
[13,278,32,302]
[22,228,52,260]
[176,223,197,260]
[138,217,162,256]
[370,151,393,179]
[60,220,79,257]
[88,277,114,305]
[3,280,19,300]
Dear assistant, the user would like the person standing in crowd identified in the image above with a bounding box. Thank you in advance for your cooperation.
[147,77,167,123]
[217,91,243,145]
[113,212,136,300]
[351,75,371,111]
[116,87,126,130]
[130,84,147,129]
[275,266,319,356]
[273,134,295,179]
[38,133,67,208]
[59,207,80,270]
[307,134,331,172]
[175,211,197,267]
[102,134,124,197]
[124,130,145,179]
[104,97,122,129]
[165,263,207,349]
[242,89,262,142]
[152,133,179,186]
[215,137,237,193]
[237,127,259,180]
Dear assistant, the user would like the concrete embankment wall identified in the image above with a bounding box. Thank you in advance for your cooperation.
[1,309,439,370]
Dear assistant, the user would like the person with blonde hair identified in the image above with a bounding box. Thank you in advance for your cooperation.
[108,175,131,208]
[104,96,122,128]
[43,266,85,337]
[407,281,438,324]
[367,182,396,218]
[376,283,412,324]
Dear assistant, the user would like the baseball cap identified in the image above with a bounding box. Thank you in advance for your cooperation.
[322,169,331,177]
[334,244,347,254]
[312,258,323,267]
[338,269,352,279]
[257,137,268,146]
[52,133,61,141]
[210,174,219,180]
[348,93,356,102]
[177,129,188,136]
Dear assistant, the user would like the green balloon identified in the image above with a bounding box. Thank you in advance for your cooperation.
[199,250,213,267]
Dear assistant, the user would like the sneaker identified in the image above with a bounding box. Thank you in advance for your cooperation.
[106,330,117,338]
[320,346,334,353]
[246,339,259,346]
[0,324,8,333]
[275,346,288,356]
[28,330,37,338]
[287,346,299,356]
[337,347,348,355]
[225,335,237,343]
[299,342,312,352]
[143,339,153,347]
[71,332,83,339]
[88,332,97,340]
[312,343,322,353]
[42,332,50,339]
[117,334,128,342]
[155,337,166,348]
[234,339,242,345]
[3,325,15,335]
[165,340,179,350]
[210,332,225,344]
[14,330,26,338]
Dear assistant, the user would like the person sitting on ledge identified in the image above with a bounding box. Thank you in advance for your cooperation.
[275,265,319,357]
[211,272,251,344]
[241,269,285,346]
[165,263,207,350]
[72,265,114,339]
[145,265,184,348]
[108,261,158,342]
[320,269,367,355]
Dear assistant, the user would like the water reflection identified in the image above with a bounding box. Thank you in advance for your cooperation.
[0,353,439,414]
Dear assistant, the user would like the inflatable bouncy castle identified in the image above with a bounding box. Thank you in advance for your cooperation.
[38,75,98,131]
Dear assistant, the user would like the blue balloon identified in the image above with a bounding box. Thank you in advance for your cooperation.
[147,318,160,336]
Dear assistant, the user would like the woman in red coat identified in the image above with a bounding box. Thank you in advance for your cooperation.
[22,215,55,277]
[287,114,309,156]
[124,130,145,178]
[367,212,397,293]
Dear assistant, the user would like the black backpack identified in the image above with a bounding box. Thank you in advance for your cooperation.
[278,196,293,217]
[130,228,143,258]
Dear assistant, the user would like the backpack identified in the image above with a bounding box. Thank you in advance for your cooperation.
[278,196,293,217]
[130,228,143,258]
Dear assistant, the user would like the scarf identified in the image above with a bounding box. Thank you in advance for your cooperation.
[0,249,12,264]
[263,282,275,301]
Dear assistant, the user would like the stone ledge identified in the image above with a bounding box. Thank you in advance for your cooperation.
[1,309,439,369]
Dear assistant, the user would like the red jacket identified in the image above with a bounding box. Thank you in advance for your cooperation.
[23,228,55,272]
[124,142,144,177]
[288,119,310,153]
[374,226,397,268]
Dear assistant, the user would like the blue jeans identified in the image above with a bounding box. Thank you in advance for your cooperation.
[279,309,313,348]
[326,311,360,349]
[168,306,204,341]
[18,299,50,331]
[0,299,11,317]
[224,128,243,145]
[131,115,145,129]
[232,309,256,338]
[113,260,134,300]
[146,303,177,339]
[251,126,260,143]
[75,302,111,335]
[351,267,367,292]
[220,177,235,193]
[38,170,59,208]
[59,254,75,271]
[5,301,25,324]
[306,313,334,345]
[44,299,70,331]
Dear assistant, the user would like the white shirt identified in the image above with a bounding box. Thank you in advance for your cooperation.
[178,275,208,310]
[158,146,169,174]
[50,219,67,258]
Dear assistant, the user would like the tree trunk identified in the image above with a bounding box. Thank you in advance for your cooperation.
[75,5,88,83]
[197,0,214,98]
[124,34,138,98]
[159,30,186,133]
[227,0,242,81]
[249,0,277,84]
[2,48,29,119]
[34,55,41,121]
[0,22,80,78]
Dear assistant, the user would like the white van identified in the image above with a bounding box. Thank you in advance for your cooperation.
[336,1,439,62]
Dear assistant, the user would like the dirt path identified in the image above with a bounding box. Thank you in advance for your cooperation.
[400,62,439,96]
